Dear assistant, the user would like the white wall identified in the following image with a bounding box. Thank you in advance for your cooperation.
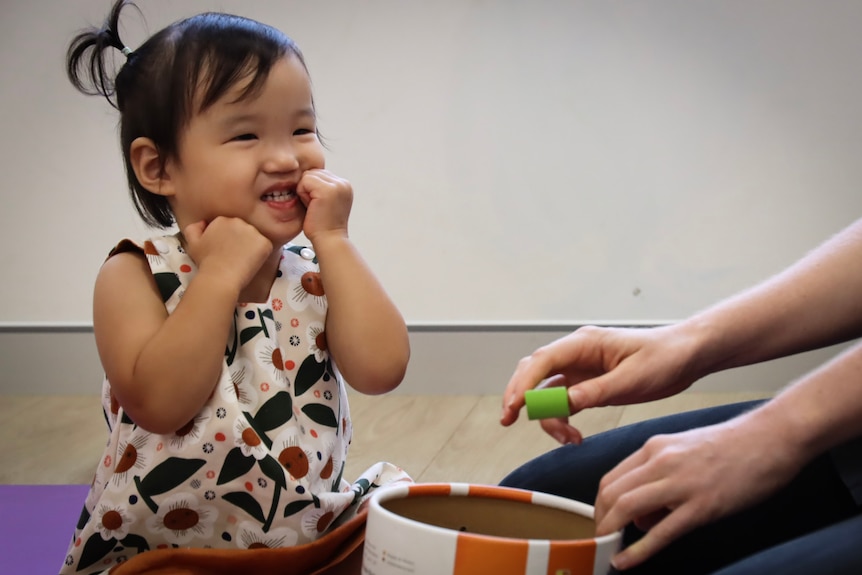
[2,0,862,326]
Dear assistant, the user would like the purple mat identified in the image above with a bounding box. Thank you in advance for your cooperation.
[0,484,89,575]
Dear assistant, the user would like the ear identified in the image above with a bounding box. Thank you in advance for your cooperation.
[129,137,176,197]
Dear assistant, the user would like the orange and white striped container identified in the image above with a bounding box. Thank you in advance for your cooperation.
[363,483,622,575]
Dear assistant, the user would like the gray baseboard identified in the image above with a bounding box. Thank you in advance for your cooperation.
[0,323,852,395]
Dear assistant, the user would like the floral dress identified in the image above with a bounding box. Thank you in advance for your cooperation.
[60,234,411,575]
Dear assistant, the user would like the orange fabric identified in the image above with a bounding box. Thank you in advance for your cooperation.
[108,511,366,575]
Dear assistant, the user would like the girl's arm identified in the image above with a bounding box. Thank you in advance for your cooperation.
[93,218,272,434]
[315,233,410,394]
[298,169,410,395]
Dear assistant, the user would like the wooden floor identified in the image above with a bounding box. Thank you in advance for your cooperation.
[0,391,771,486]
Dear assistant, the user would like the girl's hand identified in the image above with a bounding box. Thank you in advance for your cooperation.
[182,216,272,293]
[594,413,804,570]
[296,169,353,243]
[500,325,701,444]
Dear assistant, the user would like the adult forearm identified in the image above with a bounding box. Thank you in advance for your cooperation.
[739,340,862,464]
[686,218,862,374]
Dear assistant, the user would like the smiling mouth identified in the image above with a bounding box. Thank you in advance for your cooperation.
[261,190,297,202]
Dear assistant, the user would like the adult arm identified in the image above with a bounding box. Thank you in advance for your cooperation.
[595,338,862,570]
[501,217,862,443]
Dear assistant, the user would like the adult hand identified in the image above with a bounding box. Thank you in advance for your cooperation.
[296,169,353,243]
[182,216,273,294]
[594,411,805,570]
[500,325,701,444]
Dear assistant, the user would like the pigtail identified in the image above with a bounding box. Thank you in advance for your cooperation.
[65,0,135,109]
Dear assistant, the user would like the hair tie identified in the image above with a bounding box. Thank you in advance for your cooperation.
[121,46,133,58]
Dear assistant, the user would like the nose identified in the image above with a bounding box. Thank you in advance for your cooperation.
[263,141,300,174]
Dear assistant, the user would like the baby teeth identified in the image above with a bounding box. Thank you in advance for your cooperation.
[263,190,295,201]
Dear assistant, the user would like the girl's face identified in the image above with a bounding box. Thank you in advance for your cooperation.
[166,55,325,246]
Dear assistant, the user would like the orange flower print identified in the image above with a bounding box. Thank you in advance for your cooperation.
[102,384,120,429]
[320,455,334,481]
[166,408,212,453]
[144,493,217,545]
[236,521,298,549]
[112,434,150,486]
[272,298,283,311]
[274,430,312,480]
[219,359,259,407]
[94,503,137,541]
[233,417,268,460]
[143,239,167,266]
[285,260,327,314]
[300,493,342,539]
[255,339,289,388]
[306,321,328,362]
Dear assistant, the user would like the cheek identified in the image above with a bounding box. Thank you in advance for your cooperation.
[307,142,326,169]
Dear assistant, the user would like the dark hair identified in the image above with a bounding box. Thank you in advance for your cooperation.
[66,0,309,228]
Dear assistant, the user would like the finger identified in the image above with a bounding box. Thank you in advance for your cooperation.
[610,505,699,571]
[500,374,562,426]
[594,449,655,527]
[296,172,321,205]
[632,508,669,532]
[596,478,673,538]
[563,357,633,413]
[539,418,583,445]
[182,220,208,244]
[296,186,313,207]
[599,442,652,489]
[501,351,565,423]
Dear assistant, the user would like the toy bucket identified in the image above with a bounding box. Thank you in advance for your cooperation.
[362,483,622,575]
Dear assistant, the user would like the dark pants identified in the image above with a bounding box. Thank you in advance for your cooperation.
[500,401,862,574]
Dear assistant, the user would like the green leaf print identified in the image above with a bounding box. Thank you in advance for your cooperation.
[283,498,314,518]
[332,461,345,492]
[76,533,117,571]
[240,325,263,346]
[301,403,338,427]
[75,504,91,530]
[254,391,293,432]
[217,446,257,485]
[294,355,326,396]
[153,272,181,303]
[225,314,239,366]
[138,457,206,496]
[119,533,150,554]
[353,478,371,497]
[223,491,266,523]
[258,455,288,490]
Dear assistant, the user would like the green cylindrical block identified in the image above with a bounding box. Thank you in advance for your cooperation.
[525,387,571,420]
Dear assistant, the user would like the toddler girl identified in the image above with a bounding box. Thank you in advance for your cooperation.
[61,1,411,572]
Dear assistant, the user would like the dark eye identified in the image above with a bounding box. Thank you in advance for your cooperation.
[233,133,257,141]
[294,128,315,136]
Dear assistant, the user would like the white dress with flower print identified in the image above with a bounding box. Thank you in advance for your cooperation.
[59,234,411,575]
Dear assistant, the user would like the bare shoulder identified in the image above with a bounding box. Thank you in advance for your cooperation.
[94,249,161,308]
[93,249,168,389]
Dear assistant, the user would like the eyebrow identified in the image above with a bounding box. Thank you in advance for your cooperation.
[217,107,316,128]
